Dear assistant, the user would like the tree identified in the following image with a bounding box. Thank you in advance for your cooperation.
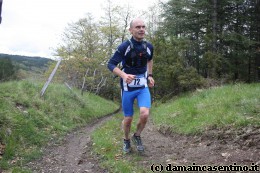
[56,13,102,60]
[53,13,108,94]
[0,58,16,81]
[99,0,132,59]
[53,4,131,99]
[158,0,259,83]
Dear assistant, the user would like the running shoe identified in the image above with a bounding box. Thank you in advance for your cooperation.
[131,134,144,152]
[123,139,131,153]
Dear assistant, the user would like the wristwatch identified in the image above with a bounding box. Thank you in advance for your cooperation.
[148,74,153,77]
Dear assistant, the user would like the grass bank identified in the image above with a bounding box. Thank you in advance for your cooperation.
[152,83,260,134]
[0,80,118,172]
[91,83,260,172]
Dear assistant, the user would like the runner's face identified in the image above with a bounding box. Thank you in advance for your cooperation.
[129,20,146,41]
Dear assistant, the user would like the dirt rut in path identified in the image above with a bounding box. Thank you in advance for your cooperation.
[26,115,112,173]
[137,119,260,172]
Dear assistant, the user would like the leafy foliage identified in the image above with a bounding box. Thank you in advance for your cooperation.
[159,0,259,83]
[51,0,259,101]
[53,2,132,100]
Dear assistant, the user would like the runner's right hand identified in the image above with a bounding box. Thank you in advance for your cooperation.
[123,74,136,84]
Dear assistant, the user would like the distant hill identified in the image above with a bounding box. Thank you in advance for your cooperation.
[0,53,54,80]
[0,53,53,72]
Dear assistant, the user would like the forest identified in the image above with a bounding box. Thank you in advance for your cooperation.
[2,0,259,101]
[48,0,259,101]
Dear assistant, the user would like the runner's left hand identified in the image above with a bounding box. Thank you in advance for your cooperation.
[148,76,154,87]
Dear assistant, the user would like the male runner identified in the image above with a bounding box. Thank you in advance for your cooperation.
[107,18,155,153]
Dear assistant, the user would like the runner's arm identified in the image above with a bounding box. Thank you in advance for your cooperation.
[147,60,154,87]
[112,67,135,84]
[147,60,153,75]
[107,49,135,84]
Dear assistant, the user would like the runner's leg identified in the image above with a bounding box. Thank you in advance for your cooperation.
[135,88,151,136]
[135,107,149,136]
[122,117,133,140]
[122,90,138,139]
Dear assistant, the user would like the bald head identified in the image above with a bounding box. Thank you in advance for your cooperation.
[130,18,145,28]
[129,18,146,41]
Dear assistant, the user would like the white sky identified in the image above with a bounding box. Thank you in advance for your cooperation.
[0,0,158,59]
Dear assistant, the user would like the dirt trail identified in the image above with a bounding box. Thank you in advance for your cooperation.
[27,115,111,173]
[27,113,260,173]
[139,120,260,172]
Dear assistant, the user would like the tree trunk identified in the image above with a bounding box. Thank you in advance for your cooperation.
[212,0,217,53]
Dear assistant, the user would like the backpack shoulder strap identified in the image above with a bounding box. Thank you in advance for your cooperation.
[142,41,147,50]
[128,39,134,50]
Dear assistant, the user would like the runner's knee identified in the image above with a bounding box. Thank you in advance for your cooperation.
[124,117,133,125]
[140,108,149,120]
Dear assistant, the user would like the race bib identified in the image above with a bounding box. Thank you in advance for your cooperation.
[128,74,147,88]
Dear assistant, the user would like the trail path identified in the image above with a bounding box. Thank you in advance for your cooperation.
[27,115,111,173]
[137,120,260,171]
[27,112,260,173]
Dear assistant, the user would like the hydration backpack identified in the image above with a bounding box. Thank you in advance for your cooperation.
[124,39,148,68]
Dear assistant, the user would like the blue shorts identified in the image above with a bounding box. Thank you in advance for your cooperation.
[122,87,151,117]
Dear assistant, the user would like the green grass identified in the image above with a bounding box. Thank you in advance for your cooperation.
[91,83,259,172]
[91,112,147,173]
[0,80,119,171]
[152,83,260,134]
[1,81,259,173]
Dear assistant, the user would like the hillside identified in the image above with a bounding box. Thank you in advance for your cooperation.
[152,83,260,134]
[0,54,54,80]
[0,80,119,172]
